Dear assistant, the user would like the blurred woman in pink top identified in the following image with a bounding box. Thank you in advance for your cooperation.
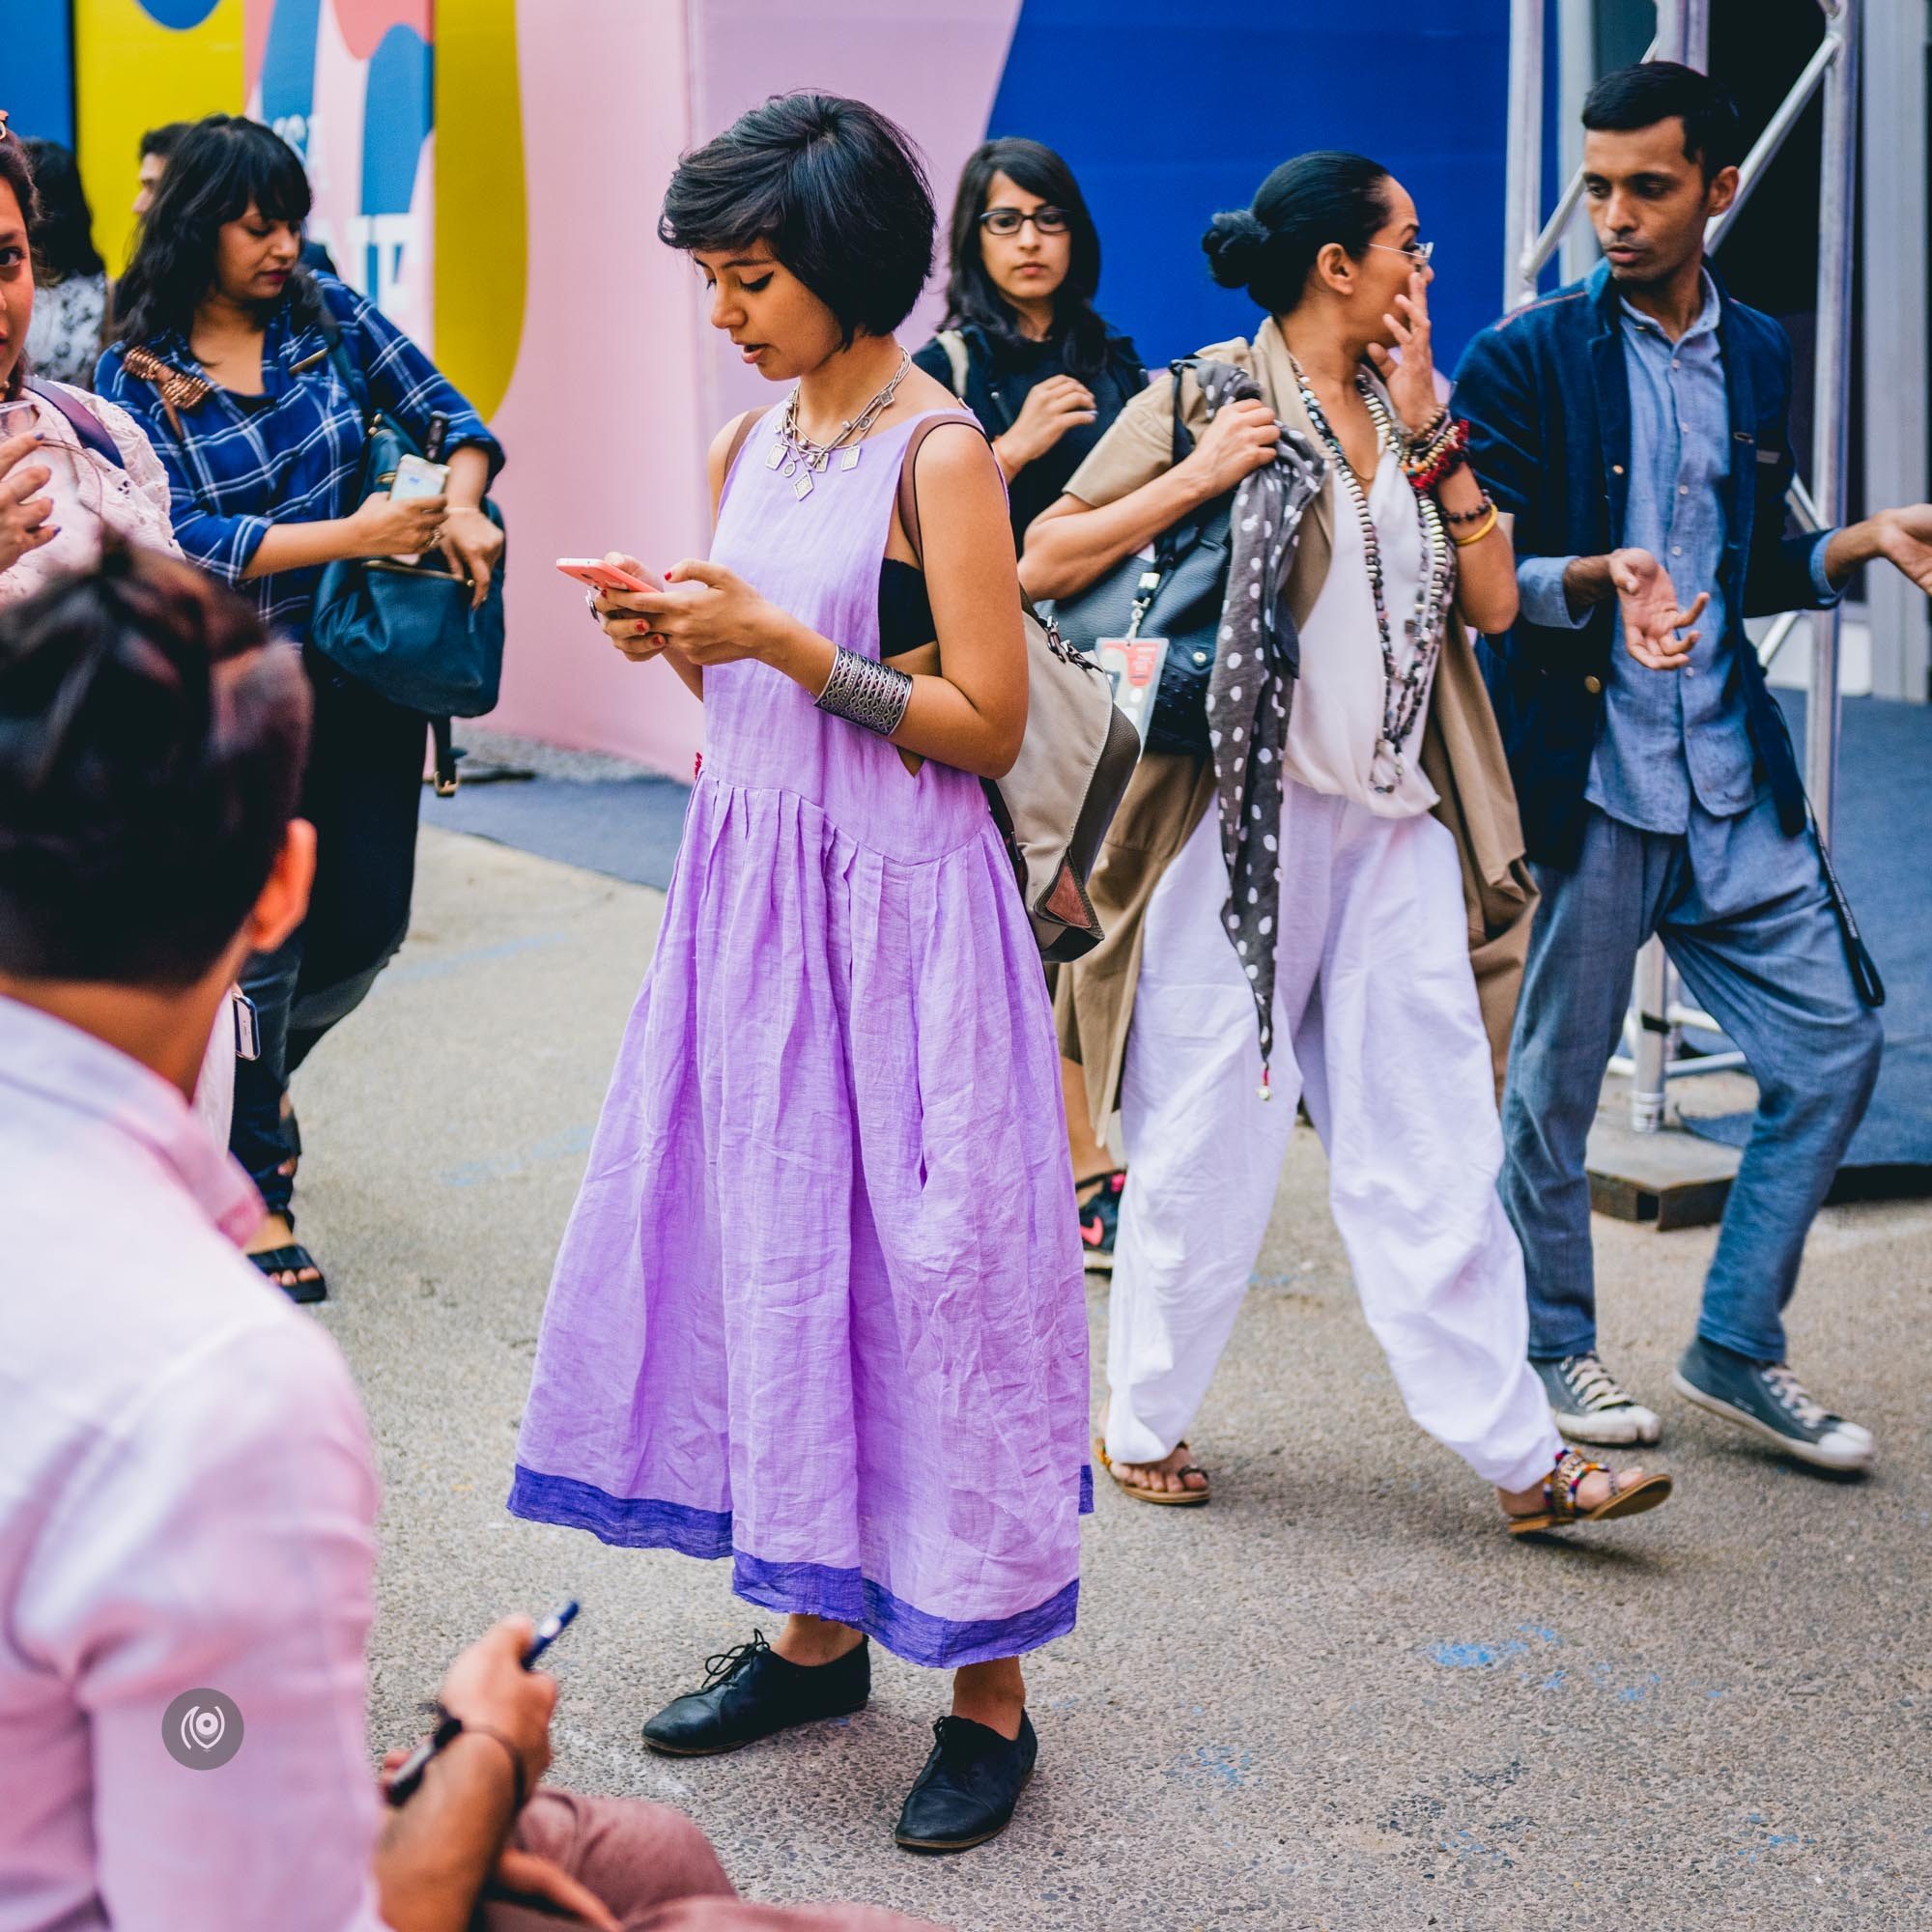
[0,115,237,1144]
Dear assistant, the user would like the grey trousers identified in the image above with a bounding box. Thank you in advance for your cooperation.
[1499,794,1881,1364]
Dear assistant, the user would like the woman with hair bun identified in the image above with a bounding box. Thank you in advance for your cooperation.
[1025,152,1674,1537]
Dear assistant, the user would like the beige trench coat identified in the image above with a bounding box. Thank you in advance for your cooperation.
[1052,318,1538,1138]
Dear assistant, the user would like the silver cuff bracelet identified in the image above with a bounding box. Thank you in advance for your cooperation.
[814,646,913,737]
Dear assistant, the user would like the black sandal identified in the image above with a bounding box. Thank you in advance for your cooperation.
[249,1227,327,1304]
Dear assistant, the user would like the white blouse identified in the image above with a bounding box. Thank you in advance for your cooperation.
[1283,441,1443,819]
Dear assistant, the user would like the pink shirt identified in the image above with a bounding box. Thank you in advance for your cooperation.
[0,998,390,1931]
[0,382,180,607]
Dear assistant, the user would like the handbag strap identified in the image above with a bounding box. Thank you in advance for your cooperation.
[723,407,768,479]
[895,410,990,567]
[309,296,372,427]
[23,380,126,470]
[1810,806,1886,1008]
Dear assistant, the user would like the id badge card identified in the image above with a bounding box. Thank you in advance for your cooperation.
[1093,636,1170,747]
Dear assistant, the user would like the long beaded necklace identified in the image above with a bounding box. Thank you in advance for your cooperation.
[1289,358,1456,795]
[767,351,913,501]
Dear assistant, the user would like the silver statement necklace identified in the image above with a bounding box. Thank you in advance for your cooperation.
[767,351,912,501]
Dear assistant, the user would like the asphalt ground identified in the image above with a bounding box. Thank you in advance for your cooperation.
[289,824,1932,1932]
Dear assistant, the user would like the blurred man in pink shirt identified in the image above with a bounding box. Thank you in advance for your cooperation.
[0,548,939,1932]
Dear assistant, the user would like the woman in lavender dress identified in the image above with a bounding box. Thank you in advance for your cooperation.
[509,95,1088,1852]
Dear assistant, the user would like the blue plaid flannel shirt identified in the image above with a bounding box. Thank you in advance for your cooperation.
[96,274,503,642]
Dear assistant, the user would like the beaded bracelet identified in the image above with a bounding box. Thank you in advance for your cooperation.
[1405,416,1472,495]
[1443,494,1495,526]
[1450,502,1500,548]
[815,645,913,736]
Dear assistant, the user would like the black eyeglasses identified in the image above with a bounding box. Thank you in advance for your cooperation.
[979,206,1071,238]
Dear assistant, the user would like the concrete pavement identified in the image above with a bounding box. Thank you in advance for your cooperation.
[290,825,1932,1930]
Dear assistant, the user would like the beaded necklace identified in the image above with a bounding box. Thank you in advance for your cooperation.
[1289,359,1456,795]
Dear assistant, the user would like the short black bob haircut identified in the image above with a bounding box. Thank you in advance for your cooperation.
[940,137,1110,380]
[0,541,311,987]
[1203,152,1392,318]
[1582,61,1743,182]
[116,115,317,349]
[659,93,934,349]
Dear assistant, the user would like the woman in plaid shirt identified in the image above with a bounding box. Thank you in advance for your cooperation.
[98,115,504,1303]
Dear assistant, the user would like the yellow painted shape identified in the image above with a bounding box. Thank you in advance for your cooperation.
[74,0,245,275]
[434,0,526,420]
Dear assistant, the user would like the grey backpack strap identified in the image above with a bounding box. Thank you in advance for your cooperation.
[936,328,972,399]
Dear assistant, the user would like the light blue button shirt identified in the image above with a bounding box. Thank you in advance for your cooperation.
[1516,271,1839,836]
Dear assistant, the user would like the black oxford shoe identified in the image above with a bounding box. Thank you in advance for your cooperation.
[895,1712,1037,1851]
[641,1629,869,1756]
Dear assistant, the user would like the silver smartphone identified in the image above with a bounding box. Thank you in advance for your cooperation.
[232,991,262,1062]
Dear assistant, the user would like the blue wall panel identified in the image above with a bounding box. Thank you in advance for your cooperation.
[12,0,77,150]
[984,3,1514,372]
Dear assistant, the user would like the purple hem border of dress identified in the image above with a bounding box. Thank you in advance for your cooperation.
[506,1465,1090,1667]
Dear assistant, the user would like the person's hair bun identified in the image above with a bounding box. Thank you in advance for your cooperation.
[1202,208,1269,288]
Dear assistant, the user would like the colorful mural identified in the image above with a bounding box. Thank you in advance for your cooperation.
[41,2,1518,774]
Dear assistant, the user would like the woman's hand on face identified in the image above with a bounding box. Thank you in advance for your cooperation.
[1000,375,1097,469]
[1183,396,1278,497]
[1365,267,1441,440]
[438,504,504,609]
[0,431,56,575]
[344,488,447,560]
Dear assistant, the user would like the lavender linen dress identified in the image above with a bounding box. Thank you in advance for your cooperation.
[510,410,1091,1667]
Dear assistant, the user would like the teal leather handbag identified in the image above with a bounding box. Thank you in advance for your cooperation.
[308,310,506,730]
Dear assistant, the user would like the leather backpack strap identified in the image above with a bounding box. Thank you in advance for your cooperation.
[724,407,768,476]
[895,410,989,568]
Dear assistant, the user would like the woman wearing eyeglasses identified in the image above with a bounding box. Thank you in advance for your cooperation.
[915,138,1146,1268]
[1022,152,1673,1537]
[915,140,1144,561]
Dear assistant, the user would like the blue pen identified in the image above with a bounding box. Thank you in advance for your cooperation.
[386,1600,581,1807]
[520,1599,580,1668]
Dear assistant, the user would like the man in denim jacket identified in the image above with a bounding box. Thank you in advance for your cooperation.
[1454,63,1932,1472]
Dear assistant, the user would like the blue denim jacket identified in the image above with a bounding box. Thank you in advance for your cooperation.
[1514,271,1836,834]
[1453,261,1838,867]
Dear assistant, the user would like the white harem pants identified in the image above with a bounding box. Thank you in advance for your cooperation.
[1105,778,1562,1493]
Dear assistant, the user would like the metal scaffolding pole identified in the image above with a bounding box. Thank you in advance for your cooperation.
[1807,0,1860,844]
[1503,0,1546,315]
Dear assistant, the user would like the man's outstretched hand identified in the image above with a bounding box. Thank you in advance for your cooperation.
[1611,548,1709,671]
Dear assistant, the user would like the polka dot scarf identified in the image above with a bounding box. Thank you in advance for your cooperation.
[1195,360,1329,1094]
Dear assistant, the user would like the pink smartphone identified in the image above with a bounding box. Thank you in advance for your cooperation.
[556,557,665,594]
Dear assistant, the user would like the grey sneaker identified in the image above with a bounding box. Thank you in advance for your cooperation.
[1672,1338,1875,1473]
[1532,1353,1663,1445]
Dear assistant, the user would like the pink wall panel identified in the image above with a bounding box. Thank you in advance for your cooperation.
[483,0,1023,771]
[484,0,709,765]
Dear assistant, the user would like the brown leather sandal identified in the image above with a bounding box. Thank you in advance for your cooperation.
[1506,1447,1672,1536]
[1094,1436,1210,1507]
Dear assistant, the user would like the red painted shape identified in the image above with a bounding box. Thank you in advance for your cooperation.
[330,0,434,62]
